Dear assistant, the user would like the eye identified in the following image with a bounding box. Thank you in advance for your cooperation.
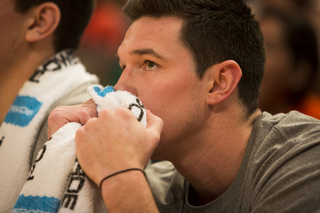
[146,61,158,70]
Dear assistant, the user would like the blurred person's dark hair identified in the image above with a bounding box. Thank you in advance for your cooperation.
[258,7,320,119]
[245,0,316,16]
[261,7,319,102]
[14,0,95,52]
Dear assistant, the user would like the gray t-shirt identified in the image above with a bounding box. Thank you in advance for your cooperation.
[145,111,320,213]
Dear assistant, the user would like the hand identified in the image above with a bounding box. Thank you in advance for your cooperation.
[47,99,97,139]
[75,108,163,186]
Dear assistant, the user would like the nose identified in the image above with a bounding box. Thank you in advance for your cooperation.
[113,68,137,96]
[113,72,127,91]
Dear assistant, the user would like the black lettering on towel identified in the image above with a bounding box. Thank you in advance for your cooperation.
[128,98,145,122]
[27,145,47,181]
[0,136,4,146]
[62,159,86,210]
[62,194,78,210]
[29,50,79,83]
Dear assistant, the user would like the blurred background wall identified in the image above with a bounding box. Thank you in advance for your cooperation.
[76,0,128,87]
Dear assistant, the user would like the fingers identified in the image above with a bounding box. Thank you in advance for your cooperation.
[146,110,164,142]
[75,108,163,186]
[47,99,98,139]
[80,99,98,118]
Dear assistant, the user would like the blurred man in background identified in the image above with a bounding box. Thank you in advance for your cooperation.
[258,8,320,119]
[246,0,320,96]
[0,0,98,212]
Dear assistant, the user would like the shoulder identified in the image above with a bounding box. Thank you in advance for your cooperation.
[254,111,320,147]
[251,111,320,172]
[248,111,320,212]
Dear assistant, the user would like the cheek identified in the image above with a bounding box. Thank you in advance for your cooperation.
[141,85,192,125]
[141,75,194,110]
[155,84,203,128]
[139,71,203,138]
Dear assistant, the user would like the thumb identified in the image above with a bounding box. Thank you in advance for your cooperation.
[146,110,163,142]
[81,99,98,118]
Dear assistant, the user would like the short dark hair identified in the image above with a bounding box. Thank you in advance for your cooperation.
[14,0,94,52]
[261,8,319,102]
[123,0,266,116]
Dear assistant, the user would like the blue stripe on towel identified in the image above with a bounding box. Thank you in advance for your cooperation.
[11,195,60,213]
[4,96,43,127]
[94,86,114,97]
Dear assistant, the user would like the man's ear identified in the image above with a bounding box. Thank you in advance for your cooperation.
[206,60,242,105]
[25,2,61,42]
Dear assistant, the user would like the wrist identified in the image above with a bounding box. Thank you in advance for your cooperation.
[100,169,152,212]
[99,168,146,190]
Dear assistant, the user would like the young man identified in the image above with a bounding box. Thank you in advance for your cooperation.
[49,0,320,212]
[0,0,98,212]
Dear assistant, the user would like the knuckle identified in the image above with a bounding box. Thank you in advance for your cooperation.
[75,127,84,141]
[86,117,98,126]
[99,108,111,118]
[84,98,96,106]
[48,110,61,123]
[153,134,161,143]
[158,117,164,126]
[78,109,89,117]
[48,106,69,119]
[117,107,133,117]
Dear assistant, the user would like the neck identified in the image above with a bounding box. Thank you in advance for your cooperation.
[0,48,55,123]
[172,107,261,204]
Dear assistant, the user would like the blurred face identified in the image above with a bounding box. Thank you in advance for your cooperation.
[114,16,209,160]
[0,0,30,71]
[258,16,294,113]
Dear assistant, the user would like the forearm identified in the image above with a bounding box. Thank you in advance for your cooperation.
[101,169,159,213]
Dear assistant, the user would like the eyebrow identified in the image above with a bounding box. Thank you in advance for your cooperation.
[130,49,164,59]
[115,48,164,60]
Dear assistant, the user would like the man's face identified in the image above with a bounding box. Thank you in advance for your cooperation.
[114,16,209,160]
[0,0,29,70]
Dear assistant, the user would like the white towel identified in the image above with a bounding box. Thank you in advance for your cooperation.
[0,50,98,213]
[12,85,147,213]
